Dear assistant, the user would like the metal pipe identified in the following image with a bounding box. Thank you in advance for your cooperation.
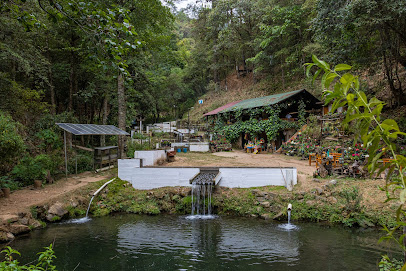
[287,203,292,211]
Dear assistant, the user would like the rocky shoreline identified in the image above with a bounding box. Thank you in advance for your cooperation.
[0,178,396,244]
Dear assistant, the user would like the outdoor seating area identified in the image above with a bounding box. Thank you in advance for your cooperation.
[244,138,266,154]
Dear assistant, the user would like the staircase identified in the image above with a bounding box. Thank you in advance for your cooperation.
[276,124,307,153]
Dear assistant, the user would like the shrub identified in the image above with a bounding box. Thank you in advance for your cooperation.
[338,186,363,213]
[35,129,62,151]
[0,175,21,190]
[68,154,93,173]
[12,156,47,185]
[0,111,25,174]
[12,154,62,185]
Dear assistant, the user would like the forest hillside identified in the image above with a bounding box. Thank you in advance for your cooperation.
[1,0,406,182]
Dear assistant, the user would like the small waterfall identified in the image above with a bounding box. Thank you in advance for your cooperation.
[188,172,216,219]
[278,204,297,231]
[66,178,116,224]
[86,196,95,217]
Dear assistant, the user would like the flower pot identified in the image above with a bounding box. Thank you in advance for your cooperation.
[1,188,10,198]
[34,180,42,189]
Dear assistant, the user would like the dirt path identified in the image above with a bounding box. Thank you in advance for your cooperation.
[0,172,110,223]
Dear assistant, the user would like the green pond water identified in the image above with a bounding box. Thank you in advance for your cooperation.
[6,214,401,270]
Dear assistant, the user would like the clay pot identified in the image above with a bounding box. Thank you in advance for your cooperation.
[1,188,10,198]
[34,180,42,189]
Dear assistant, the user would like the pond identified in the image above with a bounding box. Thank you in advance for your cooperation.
[8,214,401,270]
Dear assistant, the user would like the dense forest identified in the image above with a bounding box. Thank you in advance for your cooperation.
[1,0,405,180]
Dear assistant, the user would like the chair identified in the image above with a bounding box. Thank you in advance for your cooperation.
[309,153,316,166]
[331,153,342,168]
[315,154,322,169]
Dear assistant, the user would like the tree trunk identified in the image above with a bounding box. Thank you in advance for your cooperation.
[281,57,285,90]
[46,36,56,115]
[49,65,56,115]
[117,73,126,158]
[68,51,74,111]
[100,90,109,147]
[380,29,405,107]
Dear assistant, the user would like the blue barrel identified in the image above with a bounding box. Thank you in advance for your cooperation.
[177,148,181,153]
[183,148,187,153]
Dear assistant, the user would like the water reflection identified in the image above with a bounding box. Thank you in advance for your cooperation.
[8,215,401,271]
[116,216,300,269]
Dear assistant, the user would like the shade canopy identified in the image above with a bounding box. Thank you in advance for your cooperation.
[56,123,129,136]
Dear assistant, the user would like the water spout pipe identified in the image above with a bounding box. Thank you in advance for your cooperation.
[93,178,117,197]
[287,203,292,211]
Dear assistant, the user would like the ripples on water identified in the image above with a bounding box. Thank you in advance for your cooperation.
[185,215,217,220]
[9,214,401,271]
[278,223,299,231]
[63,217,92,224]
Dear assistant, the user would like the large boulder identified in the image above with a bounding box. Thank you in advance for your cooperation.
[28,219,43,229]
[46,202,68,222]
[9,224,30,235]
[18,212,33,225]
[0,231,14,243]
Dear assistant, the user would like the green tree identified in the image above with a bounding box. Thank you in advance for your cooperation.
[313,0,406,106]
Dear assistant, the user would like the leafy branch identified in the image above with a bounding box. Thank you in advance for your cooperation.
[0,244,57,270]
[306,55,406,267]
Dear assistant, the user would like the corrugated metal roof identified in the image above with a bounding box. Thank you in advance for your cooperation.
[221,89,306,113]
[203,100,242,116]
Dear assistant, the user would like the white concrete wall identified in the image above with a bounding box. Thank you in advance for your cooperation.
[172,143,188,148]
[118,166,297,191]
[118,159,142,168]
[190,142,209,152]
[134,150,166,166]
[177,129,195,134]
[128,168,200,189]
[118,159,142,181]
[217,168,296,190]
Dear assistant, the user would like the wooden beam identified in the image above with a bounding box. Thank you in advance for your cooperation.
[72,144,94,152]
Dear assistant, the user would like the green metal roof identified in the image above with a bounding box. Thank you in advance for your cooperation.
[221,89,306,113]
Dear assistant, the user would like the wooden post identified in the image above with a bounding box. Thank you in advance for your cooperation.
[64,131,68,179]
